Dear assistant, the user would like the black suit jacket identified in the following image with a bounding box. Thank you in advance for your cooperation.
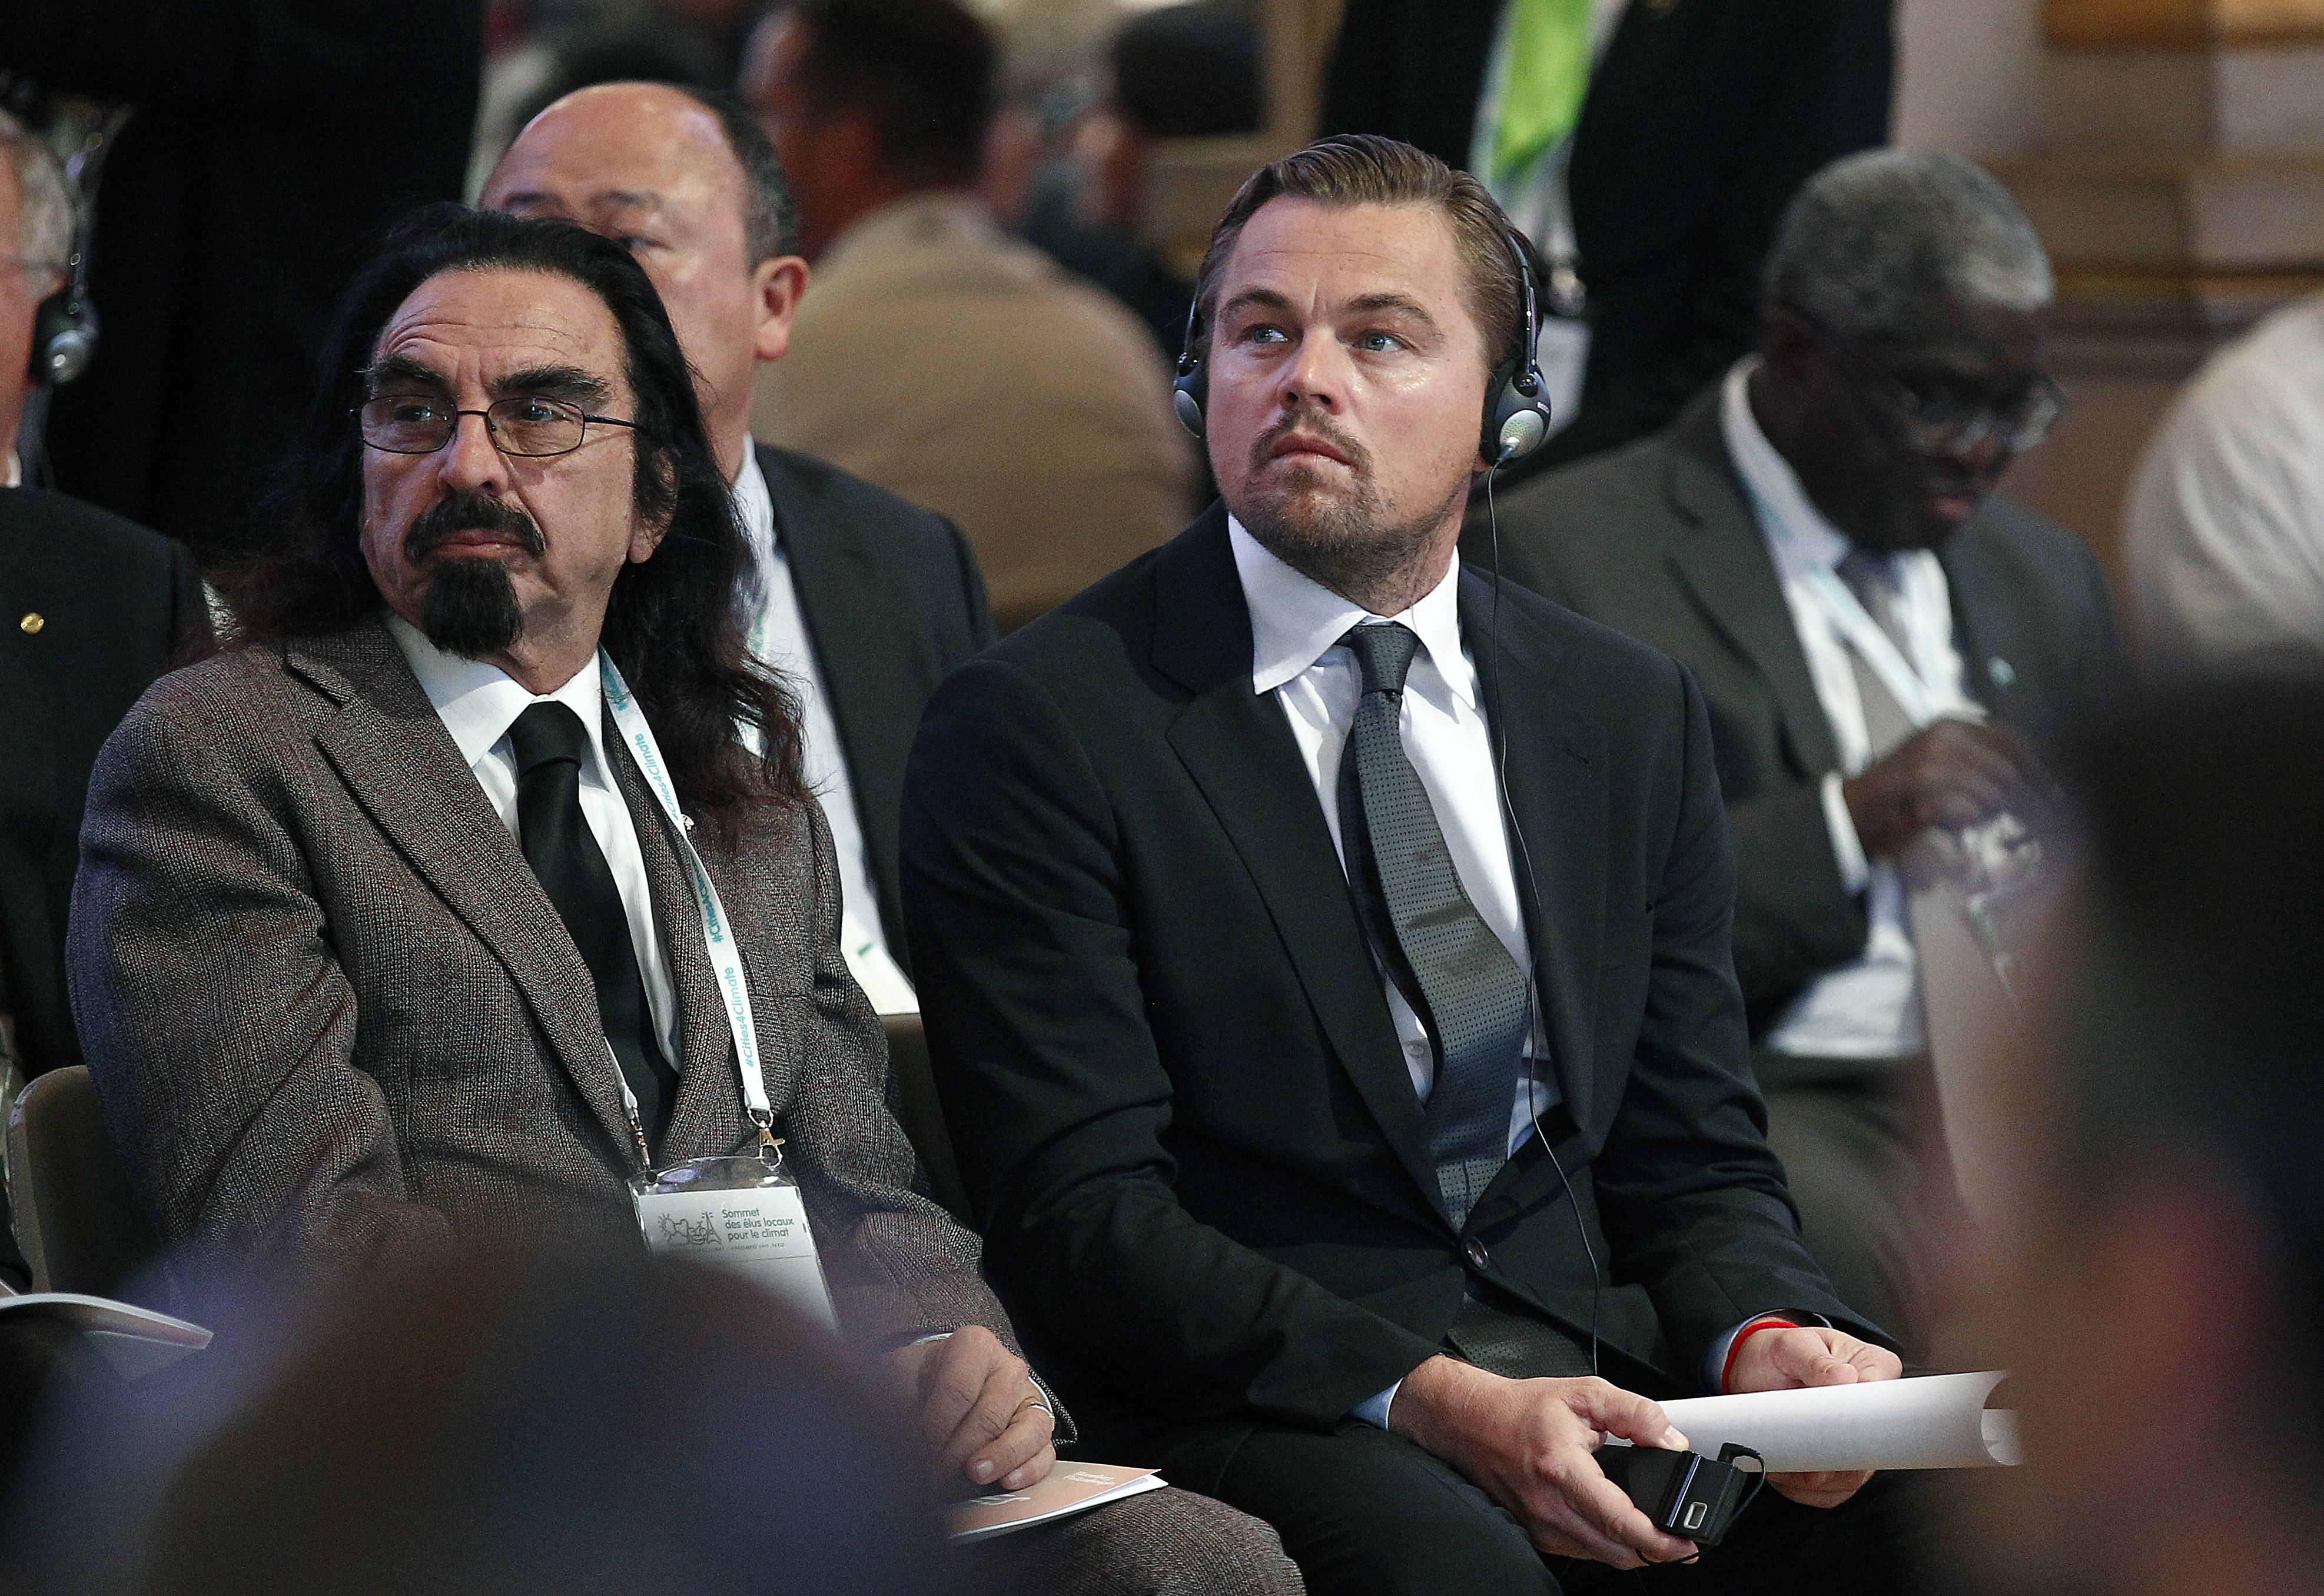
[1324,0,1893,473]
[0,488,204,1079]
[902,508,1865,1454]
[758,444,995,966]
[1473,387,2122,1034]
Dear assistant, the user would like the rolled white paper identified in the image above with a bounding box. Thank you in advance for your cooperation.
[1630,1371,2017,1473]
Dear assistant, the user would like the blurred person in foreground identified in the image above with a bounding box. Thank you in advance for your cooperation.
[484,81,994,1009]
[1957,676,2324,1596]
[65,205,1296,1594]
[2124,292,2324,679]
[1480,150,2120,1347]
[9,1247,958,1595]
[1324,0,1893,476]
[743,0,1195,631]
[905,134,1910,1596]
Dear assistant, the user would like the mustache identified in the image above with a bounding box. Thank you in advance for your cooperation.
[1250,404,1370,477]
[404,491,546,562]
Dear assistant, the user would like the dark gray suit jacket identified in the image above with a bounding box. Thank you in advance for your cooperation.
[759,443,995,969]
[69,620,1011,1350]
[1472,387,2122,1035]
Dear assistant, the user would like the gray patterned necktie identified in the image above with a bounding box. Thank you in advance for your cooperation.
[1335,623,1531,1227]
[1837,548,1918,759]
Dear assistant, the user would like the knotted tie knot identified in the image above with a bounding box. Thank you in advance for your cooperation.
[1340,621,1422,700]
[507,700,592,780]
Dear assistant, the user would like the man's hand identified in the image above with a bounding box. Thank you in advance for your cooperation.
[1841,719,2049,860]
[885,1325,1056,1493]
[1388,1354,1699,1569]
[1724,1325,1902,1508]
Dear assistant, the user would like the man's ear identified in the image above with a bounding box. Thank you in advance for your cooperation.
[629,450,679,561]
[752,254,811,363]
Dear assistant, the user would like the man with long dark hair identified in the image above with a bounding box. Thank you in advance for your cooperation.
[67,207,1297,1593]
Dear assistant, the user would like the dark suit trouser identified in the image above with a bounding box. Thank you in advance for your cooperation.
[1153,1419,1928,1596]
[1754,1050,1931,1357]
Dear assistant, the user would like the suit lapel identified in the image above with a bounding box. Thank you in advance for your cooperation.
[761,444,934,940]
[1660,397,1842,777]
[614,726,739,1160]
[1151,516,1443,1212]
[1462,571,1606,1137]
[295,626,643,1165]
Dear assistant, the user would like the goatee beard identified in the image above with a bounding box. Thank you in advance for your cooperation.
[1238,471,1468,614]
[419,554,523,659]
[1234,402,1468,611]
[405,490,540,659]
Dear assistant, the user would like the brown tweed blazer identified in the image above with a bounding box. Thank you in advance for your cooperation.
[68,619,1007,1350]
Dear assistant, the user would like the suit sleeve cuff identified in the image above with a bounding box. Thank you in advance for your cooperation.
[1351,1379,1402,1429]
[1821,773,1871,895]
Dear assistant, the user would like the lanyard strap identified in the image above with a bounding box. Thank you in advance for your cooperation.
[1797,560,1951,730]
[597,652,773,1145]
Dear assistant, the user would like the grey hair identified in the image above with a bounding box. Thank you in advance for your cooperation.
[0,108,73,275]
[1763,149,2053,342]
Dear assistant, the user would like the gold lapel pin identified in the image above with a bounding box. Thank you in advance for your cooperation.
[18,613,42,634]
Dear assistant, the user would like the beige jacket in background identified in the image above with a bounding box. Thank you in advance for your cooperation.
[755,193,1196,632]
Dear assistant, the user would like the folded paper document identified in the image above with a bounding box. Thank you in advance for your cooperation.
[1606,1371,2019,1474]
[948,1461,1167,1542]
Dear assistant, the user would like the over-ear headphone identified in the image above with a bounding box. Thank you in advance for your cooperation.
[1170,224,1555,470]
[29,249,97,387]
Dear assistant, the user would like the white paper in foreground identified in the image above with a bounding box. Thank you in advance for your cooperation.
[1615,1372,2019,1473]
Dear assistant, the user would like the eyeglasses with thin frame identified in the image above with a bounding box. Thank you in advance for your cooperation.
[1830,343,2067,458]
[356,393,642,458]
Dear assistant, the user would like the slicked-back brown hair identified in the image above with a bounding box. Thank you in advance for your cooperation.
[1190,134,1526,377]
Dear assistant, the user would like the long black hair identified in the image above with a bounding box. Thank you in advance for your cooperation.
[224,203,806,824]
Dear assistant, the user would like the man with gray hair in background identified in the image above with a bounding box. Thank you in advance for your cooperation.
[1481,149,2120,1349]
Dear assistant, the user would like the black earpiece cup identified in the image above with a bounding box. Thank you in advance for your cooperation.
[31,293,98,387]
[1173,380,1206,440]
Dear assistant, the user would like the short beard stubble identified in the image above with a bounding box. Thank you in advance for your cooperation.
[1234,404,1472,615]
[404,490,544,660]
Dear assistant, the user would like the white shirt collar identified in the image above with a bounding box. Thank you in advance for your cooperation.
[385,611,613,783]
[4,450,19,489]
[732,437,778,574]
[1720,355,1853,577]
[1228,515,1476,711]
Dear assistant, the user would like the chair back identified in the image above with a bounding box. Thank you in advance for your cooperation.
[880,1014,974,1225]
[6,1066,161,1298]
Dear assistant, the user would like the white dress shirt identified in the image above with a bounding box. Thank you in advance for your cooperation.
[1719,358,1980,1060]
[732,445,918,1014]
[2126,291,2324,678]
[386,613,680,1062]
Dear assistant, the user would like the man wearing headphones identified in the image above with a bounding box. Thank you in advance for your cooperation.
[903,135,1909,1595]
[0,109,204,1094]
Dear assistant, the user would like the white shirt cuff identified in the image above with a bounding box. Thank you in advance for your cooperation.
[1821,772,1871,894]
[1352,1379,1402,1428]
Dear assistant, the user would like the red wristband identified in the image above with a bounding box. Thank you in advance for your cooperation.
[1720,1317,1801,1393]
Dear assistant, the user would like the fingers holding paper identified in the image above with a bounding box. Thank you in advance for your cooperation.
[1388,1354,1701,1569]
[1725,1326,1903,1507]
[888,1324,1058,1492]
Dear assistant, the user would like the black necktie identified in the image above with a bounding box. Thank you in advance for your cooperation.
[508,701,678,1148]
[1335,623,1532,1227]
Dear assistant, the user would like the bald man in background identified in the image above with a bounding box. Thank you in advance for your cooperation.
[486,82,993,1010]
